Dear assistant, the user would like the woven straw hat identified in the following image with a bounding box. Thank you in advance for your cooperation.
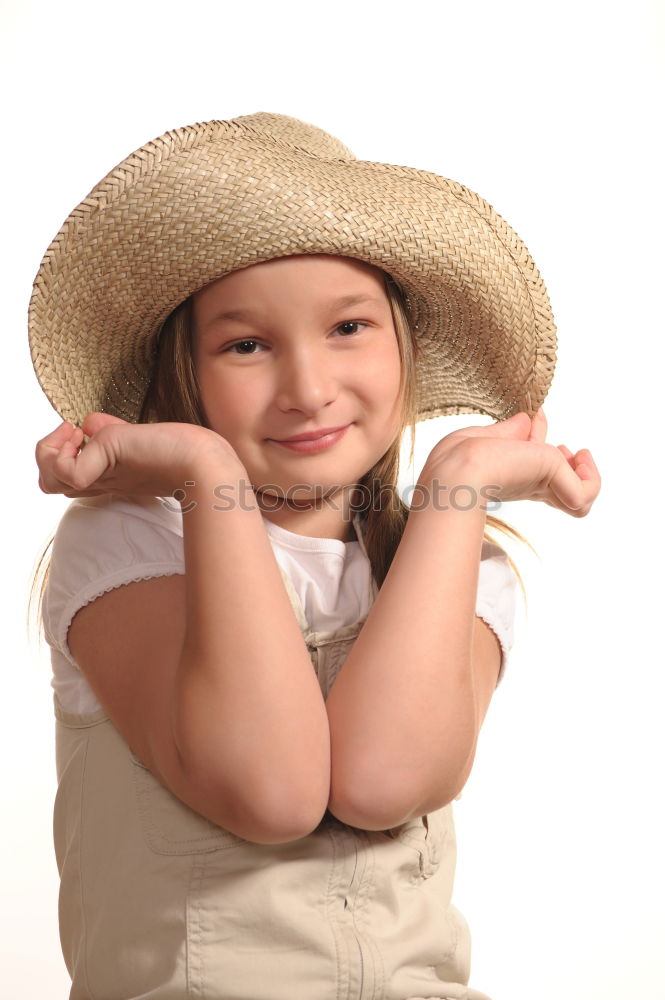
[29,112,557,428]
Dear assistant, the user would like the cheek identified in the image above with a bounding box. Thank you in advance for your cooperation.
[196,367,240,430]
[209,391,246,431]
[379,341,405,431]
[373,340,402,400]
[197,360,242,409]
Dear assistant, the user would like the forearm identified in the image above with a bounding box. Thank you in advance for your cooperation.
[325,497,488,830]
[171,462,330,839]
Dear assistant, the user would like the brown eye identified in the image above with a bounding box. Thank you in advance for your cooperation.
[224,339,266,355]
[336,322,366,336]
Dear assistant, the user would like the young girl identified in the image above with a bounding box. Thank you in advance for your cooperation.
[30,113,600,1000]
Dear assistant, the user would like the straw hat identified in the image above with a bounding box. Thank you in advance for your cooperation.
[29,112,557,428]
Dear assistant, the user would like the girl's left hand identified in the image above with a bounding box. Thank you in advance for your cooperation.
[418,406,601,518]
[524,407,601,514]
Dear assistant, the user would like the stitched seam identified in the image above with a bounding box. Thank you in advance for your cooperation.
[354,830,383,998]
[131,762,243,855]
[78,733,96,1000]
[324,823,345,1000]
[187,854,205,997]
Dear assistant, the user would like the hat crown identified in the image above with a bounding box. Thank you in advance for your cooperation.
[232,112,357,161]
[29,112,557,427]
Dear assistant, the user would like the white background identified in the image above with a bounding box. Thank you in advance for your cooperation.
[2,1,663,997]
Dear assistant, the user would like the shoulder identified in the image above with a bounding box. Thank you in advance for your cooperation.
[45,494,185,661]
[51,493,183,566]
[478,537,518,613]
[476,537,519,685]
[480,536,512,563]
[479,538,517,595]
[54,492,183,539]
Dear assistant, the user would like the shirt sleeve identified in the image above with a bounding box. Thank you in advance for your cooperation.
[475,539,518,687]
[43,493,185,668]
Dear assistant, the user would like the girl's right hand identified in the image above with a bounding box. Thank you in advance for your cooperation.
[35,412,247,499]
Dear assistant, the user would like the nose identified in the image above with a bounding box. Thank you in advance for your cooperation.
[274,344,339,416]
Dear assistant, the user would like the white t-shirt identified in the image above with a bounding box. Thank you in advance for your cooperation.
[43,494,517,716]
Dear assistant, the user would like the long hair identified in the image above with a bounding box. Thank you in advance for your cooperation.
[28,269,531,642]
[140,272,424,588]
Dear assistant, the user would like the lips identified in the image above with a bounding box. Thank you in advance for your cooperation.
[268,425,350,454]
[272,425,349,443]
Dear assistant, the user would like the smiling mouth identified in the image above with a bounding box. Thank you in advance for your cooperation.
[268,425,350,453]
[271,425,349,443]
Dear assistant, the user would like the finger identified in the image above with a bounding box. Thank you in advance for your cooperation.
[63,489,109,498]
[36,421,78,457]
[444,411,533,446]
[82,411,128,437]
[574,449,600,483]
[36,424,84,493]
[59,430,84,457]
[548,450,600,514]
[480,412,533,440]
[576,448,597,468]
[52,436,113,491]
[557,444,577,471]
[528,406,548,444]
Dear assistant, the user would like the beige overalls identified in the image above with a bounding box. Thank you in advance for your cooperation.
[52,513,493,1000]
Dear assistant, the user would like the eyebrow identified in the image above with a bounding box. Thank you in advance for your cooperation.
[205,293,386,328]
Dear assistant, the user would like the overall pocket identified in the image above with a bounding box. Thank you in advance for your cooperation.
[379,807,449,881]
[129,748,247,856]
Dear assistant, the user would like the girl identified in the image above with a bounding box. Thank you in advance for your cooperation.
[30,113,600,1000]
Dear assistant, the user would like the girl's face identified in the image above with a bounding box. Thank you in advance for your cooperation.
[192,254,403,534]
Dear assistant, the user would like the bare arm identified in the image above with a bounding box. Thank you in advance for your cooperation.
[326,409,601,830]
[171,464,331,840]
[45,420,331,845]
[325,499,495,830]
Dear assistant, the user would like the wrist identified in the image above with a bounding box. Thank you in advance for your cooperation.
[413,463,493,517]
[412,450,501,516]
[167,443,254,515]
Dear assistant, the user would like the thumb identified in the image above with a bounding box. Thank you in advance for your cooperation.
[81,411,129,437]
[485,411,533,439]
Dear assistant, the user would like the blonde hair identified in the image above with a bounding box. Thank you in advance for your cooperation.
[28,266,531,643]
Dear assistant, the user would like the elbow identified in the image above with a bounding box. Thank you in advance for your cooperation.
[239,813,325,845]
[328,746,478,831]
[415,744,479,815]
[328,778,463,831]
[327,794,410,832]
[169,759,330,845]
[225,777,330,845]
[170,729,331,845]
[247,798,328,844]
[327,784,455,831]
[326,766,420,831]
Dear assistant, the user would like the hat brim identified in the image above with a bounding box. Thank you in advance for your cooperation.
[29,116,556,426]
